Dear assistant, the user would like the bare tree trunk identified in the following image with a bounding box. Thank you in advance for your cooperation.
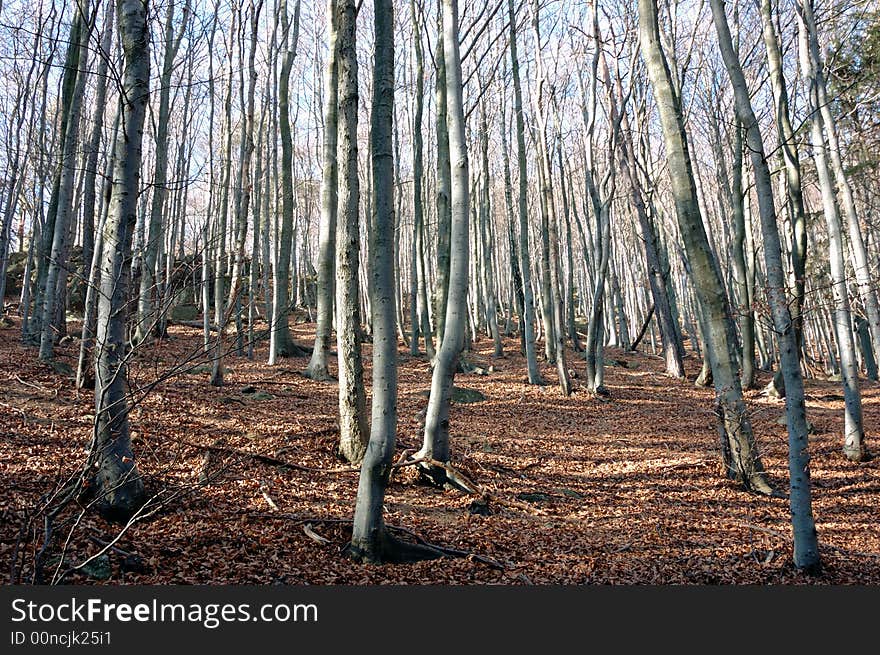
[417,0,470,475]
[434,10,452,350]
[479,102,503,358]
[638,0,773,494]
[270,0,302,363]
[797,0,866,461]
[508,0,542,384]
[77,108,120,389]
[38,3,91,359]
[136,0,188,343]
[711,0,820,572]
[350,0,400,561]
[89,0,150,521]
[408,0,433,359]
[760,0,809,397]
[304,0,339,381]
[335,0,368,463]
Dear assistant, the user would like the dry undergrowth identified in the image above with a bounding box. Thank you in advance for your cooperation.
[1,316,878,584]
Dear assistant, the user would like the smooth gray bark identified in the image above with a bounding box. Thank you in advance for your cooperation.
[270,0,301,363]
[711,0,820,572]
[38,3,91,359]
[90,0,150,521]
[418,0,470,470]
[508,0,542,384]
[136,0,188,343]
[305,0,339,381]
[350,0,400,561]
[638,0,773,494]
[797,1,866,461]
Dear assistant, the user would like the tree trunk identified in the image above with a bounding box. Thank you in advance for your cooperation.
[797,0,866,461]
[136,0,187,343]
[304,0,339,381]
[417,0,470,475]
[38,3,91,359]
[350,0,403,562]
[638,0,773,494]
[335,0,369,464]
[759,0,809,398]
[270,0,302,363]
[508,0,542,384]
[711,0,820,572]
[89,0,150,521]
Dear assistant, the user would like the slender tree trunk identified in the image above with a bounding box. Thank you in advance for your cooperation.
[479,102,503,358]
[508,0,542,384]
[304,0,339,381]
[434,12,452,349]
[335,0,368,463]
[136,0,187,343]
[417,0,470,475]
[38,4,91,359]
[797,1,866,461]
[270,0,302,363]
[89,0,150,521]
[711,0,820,572]
[350,0,401,561]
[617,96,684,377]
[77,108,120,389]
[760,0,809,397]
[638,0,773,494]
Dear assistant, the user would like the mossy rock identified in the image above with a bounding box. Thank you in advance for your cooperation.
[248,390,274,401]
[49,360,74,377]
[170,304,199,322]
[451,387,486,403]
[80,554,112,581]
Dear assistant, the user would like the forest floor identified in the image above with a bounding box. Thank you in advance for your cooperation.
[1,314,879,584]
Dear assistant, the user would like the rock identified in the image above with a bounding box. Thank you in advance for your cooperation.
[80,554,112,581]
[241,385,257,394]
[555,488,585,499]
[120,554,149,575]
[468,499,492,516]
[170,304,199,322]
[249,391,274,401]
[451,387,486,403]
[516,492,552,503]
[49,360,74,377]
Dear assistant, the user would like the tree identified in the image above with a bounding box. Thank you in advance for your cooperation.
[88,0,151,520]
[416,0,470,476]
[135,0,188,344]
[304,0,339,382]
[638,0,774,495]
[710,0,820,572]
[797,0,867,462]
[335,0,369,463]
[37,1,92,360]
[269,0,303,364]
[508,0,543,385]
[349,0,402,561]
